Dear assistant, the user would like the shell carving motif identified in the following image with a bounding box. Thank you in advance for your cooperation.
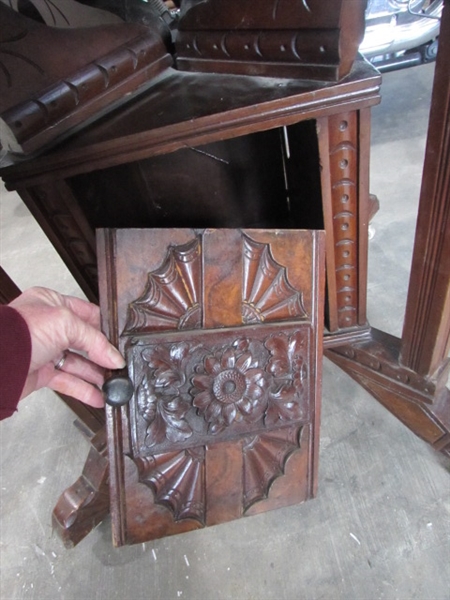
[123,233,307,336]
[123,237,202,335]
[133,425,302,525]
[135,447,206,525]
[242,235,307,324]
[242,424,303,511]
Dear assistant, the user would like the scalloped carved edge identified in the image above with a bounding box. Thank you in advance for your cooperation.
[123,237,202,335]
[133,424,304,526]
[1,25,173,154]
[242,234,307,324]
[242,424,303,511]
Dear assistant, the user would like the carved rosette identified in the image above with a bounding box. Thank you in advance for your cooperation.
[120,230,314,532]
[133,328,308,449]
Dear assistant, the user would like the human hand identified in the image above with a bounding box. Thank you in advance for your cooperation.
[9,287,125,408]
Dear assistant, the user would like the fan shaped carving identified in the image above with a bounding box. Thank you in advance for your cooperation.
[242,424,302,511]
[123,237,202,335]
[134,424,302,524]
[242,235,307,324]
[135,447,206,524]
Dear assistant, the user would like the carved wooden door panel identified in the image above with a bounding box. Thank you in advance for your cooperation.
[97,228,325,546]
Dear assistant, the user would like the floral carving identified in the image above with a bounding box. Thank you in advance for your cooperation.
[137,343,194,447]
[265,330,307,426]
[133,328,309,450]
[190,342,268,435]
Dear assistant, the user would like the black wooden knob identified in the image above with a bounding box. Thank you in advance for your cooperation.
[103,372,134,407]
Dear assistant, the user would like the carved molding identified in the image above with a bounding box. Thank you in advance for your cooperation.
[52,428,110,548]
[176,0,366,81]
[326,328,450,455]
[25,183,98,298]
[328,112,360,329]
[400,0,450,375]
[329,328,450,403]
[0,3,172,154]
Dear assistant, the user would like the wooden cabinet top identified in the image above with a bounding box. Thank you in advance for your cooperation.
[1,59,381,187]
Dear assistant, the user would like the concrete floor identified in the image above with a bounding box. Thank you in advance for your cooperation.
[1,63,449,600]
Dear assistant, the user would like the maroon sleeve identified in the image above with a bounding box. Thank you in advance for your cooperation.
[0,305,32,420]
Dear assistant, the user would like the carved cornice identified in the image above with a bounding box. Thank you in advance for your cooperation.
[176,0,367,81]
[0,3,173,154]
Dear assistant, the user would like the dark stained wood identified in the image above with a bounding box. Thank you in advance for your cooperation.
[97,228,325,545]
[52,427,110,547]
[0,3,173,155]
[400,0,450,378]
[318,108,371,332]
[16,182,99,302]
[0,60,381,334]
[2,2,450,547]
[326,328,450,456]
[327,0,450,456]
[176,0,367,81]
[0,266,21,303]
[0,0,123,27]
[0,59,381,186]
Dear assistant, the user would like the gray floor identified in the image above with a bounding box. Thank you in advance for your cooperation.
[1,63,449,600]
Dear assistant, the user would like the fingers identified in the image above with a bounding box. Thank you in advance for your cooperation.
[59,351,106,387]
[65,317,125,370]
[60,294,101,329]
[48,370,105,408]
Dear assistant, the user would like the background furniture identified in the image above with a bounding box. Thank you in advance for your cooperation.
[1,0,449,547]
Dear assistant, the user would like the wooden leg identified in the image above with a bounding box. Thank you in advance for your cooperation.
[328,2,450,456]
[52,427,110,548]
[318,107,371,333]
[326,329,450,456]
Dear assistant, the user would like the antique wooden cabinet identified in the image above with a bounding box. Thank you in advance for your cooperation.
[97,228,324,544]
[1,1,450,547]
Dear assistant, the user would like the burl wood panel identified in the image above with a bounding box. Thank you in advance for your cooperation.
[176,0,367,81]
[98,228,324,545]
